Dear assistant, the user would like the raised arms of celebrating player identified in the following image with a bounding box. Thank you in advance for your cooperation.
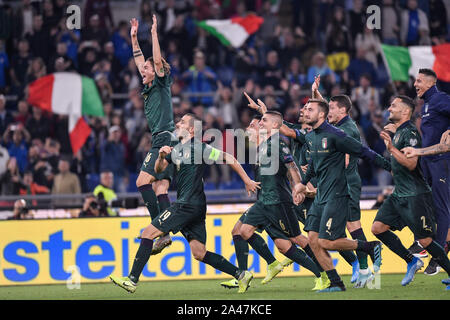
[150,14,164,77]
[130,18,145,77]
[402,130,450,157]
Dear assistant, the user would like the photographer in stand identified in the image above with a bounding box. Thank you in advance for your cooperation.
[8,199,32,220]
[78,194,106,218]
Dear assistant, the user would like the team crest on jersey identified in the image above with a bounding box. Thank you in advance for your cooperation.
[282,147,290,154]
[409,138,418,146]
[321,138,327,149]
[394,135,400,144]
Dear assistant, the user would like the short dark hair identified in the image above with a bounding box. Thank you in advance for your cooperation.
[419,68,437,79]
[330,95,352,113]
[184,113,201,126]
[252,115,262,121]
[308,98,329,118]
[395,95,416,114]
[264,110,283,128]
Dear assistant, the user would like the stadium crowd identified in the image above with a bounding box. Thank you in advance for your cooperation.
[0,0,449,196]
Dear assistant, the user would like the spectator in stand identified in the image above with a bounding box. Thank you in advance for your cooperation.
[325,6,352,54]
[381,0,401,45]
[9,38,32,92]
[48,42,75,73]
[42,0,60,36]
[182,50,217,107]
[25,106,51,142]
[3,123,31,174]
[118,58,140,94]
[0,95,14,136]
[78,194,104,218]
[211,84,240,130]
[94,72,113,103]
[52,158,81,205]
[12,0,36,40]
[101,41,124,91]
[428,0,448,40]
[286,57,307,88]
[307,51,338,89]
[346,48,378,87]
[355,26,381,68]
[111,21,132,68]
[135,132,151,173]
[7,199,32,220]
[84,0,114,29]
[400,0,430,46]
[25,57,47,85]
[77,42,100,77]
[258,0,279,43]
[100,125,125,192]
[81,14,110,46]
[26,15,52,64]
[348,0,365,40]
[55,17,80,65]
[19,170,49,196]
[71,149,89,193]
[0,137,9,178]
[234,44,259,87]
[260,50,283,90]
[0,40,9,91]
[351,73,380,124]
[0,157,21,195]
[93,171,118,216]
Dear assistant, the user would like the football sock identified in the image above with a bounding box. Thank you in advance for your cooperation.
[157,194,171,213]
[338,250,357,266]
[233,234,249,270]
[129,238,153,283]
[375,230,413,263]
[303,244,324,272]
[325,269,344,287]
[138,184,159,220]
[285,245,321,277]
[424,241,450,276]
[351,228,369,269]
[202,251,241,279]
[246,233,276,265]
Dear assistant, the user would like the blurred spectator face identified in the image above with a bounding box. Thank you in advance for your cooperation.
[58,159,70,173]
[33,106,42,119]
[194,52,206,69]
[312,52,326,67]
[100,172,114,188]
[33,15,43,31]
[237,1,246,15]
[85,50,97,63]
[283,29,294,47]
[266,51,278,67]
[57,43,68,56]
[104,42,114,54]
[103,102,112,116]
[23,172,33,185]
[289,58,301,74]
[220,87,232,101]
[141,60,155,85]
[18,100,29,114]
[167,0,175,8]
[28,146,39,158]
[264,95,276,109]
[109,126,121,142]
[18,39,30,54]
[359,75,371,88]
[408,0,418,10]
[334,7,344,22]
[383,0,393,5]
[31,58,45,73]
[0,95,5,110]
[43,0,53,12]
[89,15,100,28]
[353,0,363,11]
[192,105,204,119]
[54,57,66,72]
[12,128,23,144]
[289,84,301,100]
[22,0,31,7]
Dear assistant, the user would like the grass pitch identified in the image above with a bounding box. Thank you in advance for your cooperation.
[0,273,448,300]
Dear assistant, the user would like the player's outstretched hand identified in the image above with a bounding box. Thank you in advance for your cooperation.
[151,14,157,34]
[440,130,450,144]
[312,74,320,93]
[401,147,418,158]
[256,99,267,114]
[244,92,259,111]
[130,18,139,37]
[380,130,393,151]
[244,180,261,197]
[159,146,173,158]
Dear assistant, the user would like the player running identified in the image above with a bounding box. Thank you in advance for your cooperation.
[312,75,375,288]
[372,95,450,289]
[110,113,260,294]
[130,15,175,254]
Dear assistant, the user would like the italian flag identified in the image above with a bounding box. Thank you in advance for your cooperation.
[381,43,450,82]
[196,14,264,48]
[27,72,104,154]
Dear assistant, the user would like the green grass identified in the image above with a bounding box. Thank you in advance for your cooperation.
[0,274,448,300]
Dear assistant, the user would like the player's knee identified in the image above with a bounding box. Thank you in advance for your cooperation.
[153,180,169,195]
[371,222,386,235]
[231,222,242,236]
[191,245,206,261]
[136,173,155,188]
[239,225,254,240]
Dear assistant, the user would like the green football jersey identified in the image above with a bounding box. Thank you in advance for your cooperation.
[141,74,175,135]
[390,121,431,197]
[166,138,221,206]
[303,121,390,204]
[258,133,295,205]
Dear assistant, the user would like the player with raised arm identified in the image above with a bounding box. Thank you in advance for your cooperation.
[130,16,175,254]
[295,99,391,292]
[110,114,260,294]
[372,96,450,289]
[312,75,375,288]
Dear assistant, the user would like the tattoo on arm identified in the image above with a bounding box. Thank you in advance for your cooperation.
[285,162,302,186]
[417,143,450,156]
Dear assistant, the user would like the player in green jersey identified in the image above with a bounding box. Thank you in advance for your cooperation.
[312,75,374,288]
[295,99,391,292]
[130,16,175,254]
[110,113,260,294]
[373,96,450,289]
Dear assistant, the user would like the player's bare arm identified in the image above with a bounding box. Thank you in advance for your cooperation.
[285,161,306,204]
[155,146,173,173]
[380,130,418,171]
[151,15,164,77]
[130,18,145,77]
[402,130,450,157]
[222,151,260,196]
